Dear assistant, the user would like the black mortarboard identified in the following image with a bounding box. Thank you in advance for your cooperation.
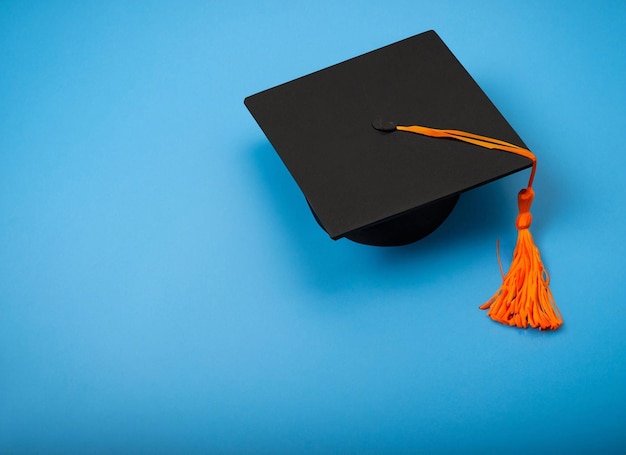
[245,30,531,247]
[245,30,563,330]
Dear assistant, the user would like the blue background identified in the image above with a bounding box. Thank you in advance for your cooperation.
[1,1,625,452]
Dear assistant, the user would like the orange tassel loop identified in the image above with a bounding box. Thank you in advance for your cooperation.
[479,187,562,330]
[394,123,562,330]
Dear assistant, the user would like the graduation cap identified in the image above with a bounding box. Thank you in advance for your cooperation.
[245,30,562,330]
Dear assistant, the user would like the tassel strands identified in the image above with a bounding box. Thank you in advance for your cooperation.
[479,188,562,330]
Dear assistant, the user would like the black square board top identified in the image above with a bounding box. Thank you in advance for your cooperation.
[245,30,532,246]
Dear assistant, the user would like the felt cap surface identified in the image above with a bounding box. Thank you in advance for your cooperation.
[245,30,532,246]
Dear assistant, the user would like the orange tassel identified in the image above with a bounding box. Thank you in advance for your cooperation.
[394,123,563,330]
[479,188,562,330]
